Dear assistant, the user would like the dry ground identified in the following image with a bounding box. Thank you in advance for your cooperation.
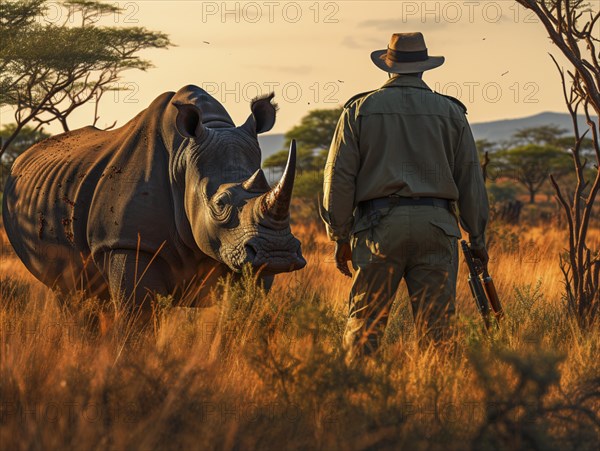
[1,218,599,450]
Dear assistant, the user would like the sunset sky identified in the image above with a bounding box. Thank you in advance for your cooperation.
[5,0,596,135]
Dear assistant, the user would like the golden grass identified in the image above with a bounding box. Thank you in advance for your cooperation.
[1,219,599,450]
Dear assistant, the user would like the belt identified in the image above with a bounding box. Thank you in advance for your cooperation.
[358,196,451,216]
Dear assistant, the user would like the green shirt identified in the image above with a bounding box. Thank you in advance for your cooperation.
[321,75,489,248]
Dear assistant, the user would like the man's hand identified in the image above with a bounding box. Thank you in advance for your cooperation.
[470,246,489,272]
[335,240,353,277]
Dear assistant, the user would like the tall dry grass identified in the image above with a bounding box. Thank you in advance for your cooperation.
[0,219,599,450]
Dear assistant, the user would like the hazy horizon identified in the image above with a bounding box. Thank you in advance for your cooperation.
[2,1,598,135]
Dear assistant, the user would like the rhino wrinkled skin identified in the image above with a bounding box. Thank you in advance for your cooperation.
[2,85,306,307]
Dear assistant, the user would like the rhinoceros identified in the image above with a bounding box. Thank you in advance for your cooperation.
[2,85,306,308]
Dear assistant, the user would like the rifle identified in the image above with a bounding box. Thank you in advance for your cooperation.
[461,240,503,330]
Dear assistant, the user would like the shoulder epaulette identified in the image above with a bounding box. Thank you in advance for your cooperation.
[344,90,376,108]
[438,93,468,114]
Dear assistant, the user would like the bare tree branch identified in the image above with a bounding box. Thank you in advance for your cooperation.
[518,0,600,327]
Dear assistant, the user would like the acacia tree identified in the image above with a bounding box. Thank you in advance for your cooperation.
[516,0,600,327]
[498,144,572,203]
[511,124,568,145]
[0,0,171,158]
[282,108,343,150]
[264,107,343,174]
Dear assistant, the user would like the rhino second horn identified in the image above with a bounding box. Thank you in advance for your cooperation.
[261,139,296,221]
[242,169,271,193]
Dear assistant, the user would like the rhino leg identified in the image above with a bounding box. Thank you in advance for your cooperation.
[94,249,173,313]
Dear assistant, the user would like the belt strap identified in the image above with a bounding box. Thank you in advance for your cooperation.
[358,196,451,215]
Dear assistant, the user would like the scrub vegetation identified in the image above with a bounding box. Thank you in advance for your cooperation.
[1,219,599,450]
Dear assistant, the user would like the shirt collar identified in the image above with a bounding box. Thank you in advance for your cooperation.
[380,75,432,91]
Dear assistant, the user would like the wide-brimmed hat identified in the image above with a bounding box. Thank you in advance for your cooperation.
[371,32,444,73]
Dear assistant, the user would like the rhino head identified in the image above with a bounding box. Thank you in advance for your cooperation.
[172,93,306,275]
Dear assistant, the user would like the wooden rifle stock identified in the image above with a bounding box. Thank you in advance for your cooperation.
[461,240,503,330]
[482,271,503,320]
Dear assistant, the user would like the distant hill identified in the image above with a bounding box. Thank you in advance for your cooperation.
[258,111,594,162]
[470,112,592,144]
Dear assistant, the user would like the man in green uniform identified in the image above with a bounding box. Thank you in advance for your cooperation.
[320,32,489,362]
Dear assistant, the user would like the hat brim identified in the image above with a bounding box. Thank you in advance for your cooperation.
[370,49,445,73]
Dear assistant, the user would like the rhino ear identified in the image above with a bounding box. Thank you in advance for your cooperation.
[242,92,278,135]
[173,101,205,139]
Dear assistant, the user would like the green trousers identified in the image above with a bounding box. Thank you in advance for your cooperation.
[343,204,461,362]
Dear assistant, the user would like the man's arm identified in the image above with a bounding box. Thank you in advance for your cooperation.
[321,107,361,242]
[453,120,489,250]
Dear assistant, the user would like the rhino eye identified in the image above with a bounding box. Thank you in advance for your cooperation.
[210,192,232,222]
[215,197,226,210]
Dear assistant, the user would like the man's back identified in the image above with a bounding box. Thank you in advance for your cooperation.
[323,74,487,249]
[349,76,469,203]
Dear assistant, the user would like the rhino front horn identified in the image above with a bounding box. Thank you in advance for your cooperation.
[261,139,296,221]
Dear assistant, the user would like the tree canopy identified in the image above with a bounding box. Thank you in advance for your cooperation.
[0,0,172,158]
[264,107,342,174]
[282,108,343,151]
[497,144,572,203]
[511,124,568,146]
